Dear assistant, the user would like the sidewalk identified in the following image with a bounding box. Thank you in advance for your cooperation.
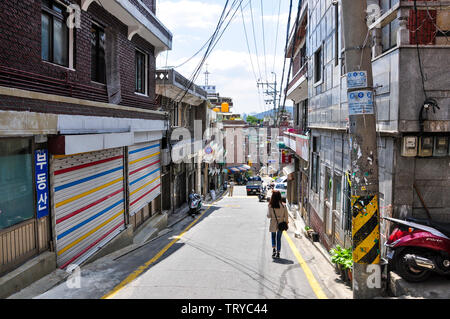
[285,202,333,267]
[285,204,450,299]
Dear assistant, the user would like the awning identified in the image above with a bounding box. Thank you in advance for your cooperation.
[282,164,295,176]
[242,164,251,170]
[229,167,240,172]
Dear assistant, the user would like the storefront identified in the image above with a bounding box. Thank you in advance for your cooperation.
[127,141,162,229]
[50,148,127,270]
[0,137,51,275]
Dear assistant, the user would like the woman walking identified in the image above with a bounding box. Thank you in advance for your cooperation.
[267,191,289,259]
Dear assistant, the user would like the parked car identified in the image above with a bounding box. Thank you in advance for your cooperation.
[273,183,287,201]
[246,177,263,195]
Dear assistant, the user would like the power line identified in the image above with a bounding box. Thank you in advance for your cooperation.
[173,0,241,103]
[240,2,266,114]
[249,0,263,82]
[272,0,283,73]
[277,0,303,126]
[275,0,293,124]
[260,0,268,81]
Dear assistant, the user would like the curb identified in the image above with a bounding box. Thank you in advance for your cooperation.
[286,205,333,267]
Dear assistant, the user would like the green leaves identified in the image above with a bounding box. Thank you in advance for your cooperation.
[330,245,353,270]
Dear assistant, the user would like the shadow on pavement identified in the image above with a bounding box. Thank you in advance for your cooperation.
[272,258,294,265]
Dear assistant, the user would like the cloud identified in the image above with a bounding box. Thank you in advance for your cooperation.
[157,1,224,31]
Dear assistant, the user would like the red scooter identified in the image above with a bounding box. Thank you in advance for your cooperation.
[384,216,450,282]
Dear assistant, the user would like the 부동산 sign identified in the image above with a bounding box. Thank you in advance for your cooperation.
[348,90,374,115]
[35,149,49,219]
[347,71,368,89]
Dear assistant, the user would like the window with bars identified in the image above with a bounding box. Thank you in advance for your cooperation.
[41,0,70,67]
[91,24,106,83]
[135,50,148,95]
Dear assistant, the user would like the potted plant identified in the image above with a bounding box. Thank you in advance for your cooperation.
[341,248,353,284]
[330,245,344,274]
[330,246,353,282]
[304,226,314,239]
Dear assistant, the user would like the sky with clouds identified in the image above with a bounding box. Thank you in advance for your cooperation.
[155,0,294,115]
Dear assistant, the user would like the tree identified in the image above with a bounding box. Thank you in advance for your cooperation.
[246,115,261,125]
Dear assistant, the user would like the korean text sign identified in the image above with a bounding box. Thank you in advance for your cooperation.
[35,150,49,218]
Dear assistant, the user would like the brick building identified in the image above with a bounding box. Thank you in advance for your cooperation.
[0,0,172,291]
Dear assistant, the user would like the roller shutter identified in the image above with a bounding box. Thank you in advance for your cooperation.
[51,148,126,270]
[128,141,161,216]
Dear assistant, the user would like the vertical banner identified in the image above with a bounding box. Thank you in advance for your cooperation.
[35,149,50,219]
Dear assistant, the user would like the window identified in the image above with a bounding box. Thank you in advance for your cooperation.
[311,136,320,193]
[379,0,399,13]
[302,99,308,132]
[135,50,148,95]
[172,103,179,127]
[0,139,35,230]
[41,0,69,67]
[333,174,342,212]
[335,4,339,66]
[314,47,323,84]
[91,24,106,84]
[381,19,399,52]
[342,172,352,233]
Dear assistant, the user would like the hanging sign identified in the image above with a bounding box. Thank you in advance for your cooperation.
[348,90,374,115]
[35,149,49,219]
[347,71,368,89]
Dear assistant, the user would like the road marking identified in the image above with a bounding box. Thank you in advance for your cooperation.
[101,205,213,299]
[283,232,328,299]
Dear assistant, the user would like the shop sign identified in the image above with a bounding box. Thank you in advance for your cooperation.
[35,149,49,219]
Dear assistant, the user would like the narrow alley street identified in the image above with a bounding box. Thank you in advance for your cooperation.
[33,187,351,299]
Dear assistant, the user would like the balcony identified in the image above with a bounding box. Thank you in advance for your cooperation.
[82,0,172,56]
[286,64,308,103]
[283,131,309,162]
[155,69,207,106]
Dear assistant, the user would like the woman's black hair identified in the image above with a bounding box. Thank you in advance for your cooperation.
[269,191,282,209]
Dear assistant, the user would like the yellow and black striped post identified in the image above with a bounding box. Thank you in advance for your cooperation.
[352,195,380,265]
[341,0,383,298]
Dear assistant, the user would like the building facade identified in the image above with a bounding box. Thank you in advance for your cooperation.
[0,0,171,278]
[285,0,450,252]
[155,68,209,211]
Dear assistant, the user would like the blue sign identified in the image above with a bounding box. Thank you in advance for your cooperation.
[347,71,368,89]
[348,90,374,115]
[35,150,49,219]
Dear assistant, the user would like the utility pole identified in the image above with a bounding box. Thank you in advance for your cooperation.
[257,72,280,121]
[341,0,382,299]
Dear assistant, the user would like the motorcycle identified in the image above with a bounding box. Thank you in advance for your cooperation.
[258,186,267,202]
[384,216,450,282]
[188,191,203,216]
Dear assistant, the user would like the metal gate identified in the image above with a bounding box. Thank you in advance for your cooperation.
[128,141,161,216]
[51,148,126,270]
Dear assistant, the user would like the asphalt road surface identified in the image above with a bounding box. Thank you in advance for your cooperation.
[36,186,351,299]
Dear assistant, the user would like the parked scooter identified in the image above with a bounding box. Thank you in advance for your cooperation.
[188,191,203,217]
[258,186,267,202]
[384,216,450,282]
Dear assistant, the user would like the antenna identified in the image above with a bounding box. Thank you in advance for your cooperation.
[204,63,211,86]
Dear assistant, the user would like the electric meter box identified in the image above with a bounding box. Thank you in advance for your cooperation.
[433,136,449,157]
[418,136,434,157]
[401,136,418,157]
